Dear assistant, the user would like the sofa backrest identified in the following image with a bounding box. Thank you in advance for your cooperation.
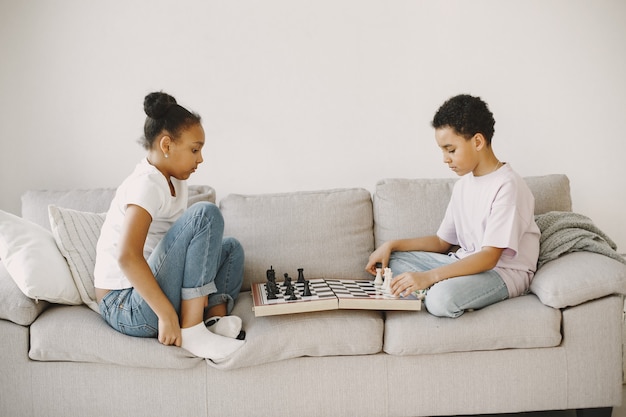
[373,174,571,247]
[21,186,216,231]
[220,188,375,291]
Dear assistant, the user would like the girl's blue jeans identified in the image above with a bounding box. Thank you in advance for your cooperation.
[389,251,508,318]
[98,202,244,338]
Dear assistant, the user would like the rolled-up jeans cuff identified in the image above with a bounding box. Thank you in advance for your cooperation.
[208,293,235,315]
[181,282,217,301]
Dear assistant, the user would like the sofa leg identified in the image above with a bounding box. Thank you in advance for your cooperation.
[576,407,613,417]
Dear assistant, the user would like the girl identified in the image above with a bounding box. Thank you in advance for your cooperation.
[94,91,245,362]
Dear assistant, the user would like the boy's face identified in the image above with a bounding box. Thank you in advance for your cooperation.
[435,126,480,177]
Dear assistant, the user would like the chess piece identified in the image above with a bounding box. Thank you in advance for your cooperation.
[266,282,277,299]
[266,266,276,283]
[297,268,305,283]
[374,262,383,287]
[283,274,291,288]
[302,280,312,296]
[382,267,392,291]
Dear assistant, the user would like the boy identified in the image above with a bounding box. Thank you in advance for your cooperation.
[365,94,540,318]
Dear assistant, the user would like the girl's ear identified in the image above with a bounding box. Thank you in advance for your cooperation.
[159,135,172,157]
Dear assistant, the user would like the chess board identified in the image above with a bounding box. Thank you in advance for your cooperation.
[326,279,422,311]
[251,278,421,317]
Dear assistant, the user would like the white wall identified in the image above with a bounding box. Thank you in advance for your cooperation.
[1,0,625,251]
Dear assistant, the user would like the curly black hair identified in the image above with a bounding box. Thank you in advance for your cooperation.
[431,94,495,144]
[141,91,202,150]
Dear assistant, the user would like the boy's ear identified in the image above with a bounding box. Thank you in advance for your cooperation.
[473,133,487,151]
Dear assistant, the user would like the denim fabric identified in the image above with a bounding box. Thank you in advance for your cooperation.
[389,251,508,318]
[99,202,244,338]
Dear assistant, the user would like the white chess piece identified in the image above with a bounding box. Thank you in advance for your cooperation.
[374,267,383,287]
[382,267,392,292]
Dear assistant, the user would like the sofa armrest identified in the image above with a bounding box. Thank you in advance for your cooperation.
[0,262,48,326]
[530,252,626,309]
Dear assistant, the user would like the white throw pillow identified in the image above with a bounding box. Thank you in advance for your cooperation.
[48,206,106,313]
[0,210,81,305]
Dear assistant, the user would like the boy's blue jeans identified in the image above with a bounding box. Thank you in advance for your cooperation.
[389,251,508,318]
[98,202,244,338]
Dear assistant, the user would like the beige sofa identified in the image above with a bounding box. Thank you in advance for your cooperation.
[1,175,625,417]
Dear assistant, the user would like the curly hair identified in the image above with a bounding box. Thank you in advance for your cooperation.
[431,94,495,144]
[140,91,202,150]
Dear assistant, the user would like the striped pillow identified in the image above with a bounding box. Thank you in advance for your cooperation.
[48,206,106,313]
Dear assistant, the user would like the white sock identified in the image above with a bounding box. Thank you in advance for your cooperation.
[181,322,244,362]
[205,315,243,339]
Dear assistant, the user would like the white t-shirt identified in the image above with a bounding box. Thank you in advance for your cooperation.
[436,164,540,297]
[94,158,188,290]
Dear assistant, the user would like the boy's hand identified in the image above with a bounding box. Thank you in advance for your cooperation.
[365,242,392,275]
[390,271,435,297]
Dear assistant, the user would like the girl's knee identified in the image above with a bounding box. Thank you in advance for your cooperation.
[189,202,224,226]
[223,237,243,257]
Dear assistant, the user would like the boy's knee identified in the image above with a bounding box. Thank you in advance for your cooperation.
[424,286,463,318]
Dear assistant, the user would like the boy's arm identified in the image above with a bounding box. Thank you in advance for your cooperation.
[365,236,451,275]
[389,246,505,296]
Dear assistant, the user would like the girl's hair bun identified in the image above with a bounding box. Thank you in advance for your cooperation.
[144,91,177,119]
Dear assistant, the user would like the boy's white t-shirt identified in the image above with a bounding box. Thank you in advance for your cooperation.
[94,158,188,290]
[436,163,540,297]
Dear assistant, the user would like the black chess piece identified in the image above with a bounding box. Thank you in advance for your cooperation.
[297,268,305,283]
[302,280,312,296]
[266,266,276,283]
[283,274,291,288]
[266,281,278,299]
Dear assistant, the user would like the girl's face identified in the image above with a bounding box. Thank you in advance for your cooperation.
[166,123,205,180]
[435,126,480,177]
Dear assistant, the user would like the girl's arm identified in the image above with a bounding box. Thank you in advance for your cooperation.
[117,204,181,346]
[365,236,451,275]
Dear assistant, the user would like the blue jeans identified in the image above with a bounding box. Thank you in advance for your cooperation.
[99,202,244,338]
[389,251,508,318]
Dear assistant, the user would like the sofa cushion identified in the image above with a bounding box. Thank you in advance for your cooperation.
[0,262,48,325]
[373,178,455,247]
[373,174,572,247]
[21,185,216,230]
[530,251,626,308]
[29,304,203,369]
[220,188,375,291]
[210,291,384,370]
[29,293,384,371]
[383,294,562,356]
[0,210,81,305]
[48,206,106,313]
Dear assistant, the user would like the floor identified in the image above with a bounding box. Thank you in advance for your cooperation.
[445,385,626,416]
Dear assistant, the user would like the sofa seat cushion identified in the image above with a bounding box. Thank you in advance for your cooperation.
[209,291,384,370]
[29,292,384,370]
[29,305,203,369]
[383,294,562,356]
[220,188,374,292]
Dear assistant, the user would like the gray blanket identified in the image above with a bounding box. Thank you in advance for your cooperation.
[535,211,626,269]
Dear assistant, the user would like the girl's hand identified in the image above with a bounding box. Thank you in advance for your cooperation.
[158,314,182,347]
[390,271,435,297]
